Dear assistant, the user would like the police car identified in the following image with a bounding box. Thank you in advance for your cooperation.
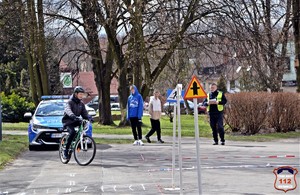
[24,95,93,150]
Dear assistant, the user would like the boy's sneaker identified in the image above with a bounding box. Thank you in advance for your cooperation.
[221,142,225,145]
[133,140,139,146]
[63,149,69,159]
[145,136,151,143]
[158,139,164,143]
[138,140,144,146]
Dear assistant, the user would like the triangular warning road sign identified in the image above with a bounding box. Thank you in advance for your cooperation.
[184,75,207,99]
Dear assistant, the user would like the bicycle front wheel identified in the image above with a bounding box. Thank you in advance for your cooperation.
[74,135,96,166]
[59,134,70,164]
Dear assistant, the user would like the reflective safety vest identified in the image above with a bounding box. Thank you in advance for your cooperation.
[207,91,224,112]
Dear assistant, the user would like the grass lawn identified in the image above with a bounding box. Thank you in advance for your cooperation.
[2,122,28,131]
[93,115,213,137]
[0,135,28,170]
[3,115,300,140]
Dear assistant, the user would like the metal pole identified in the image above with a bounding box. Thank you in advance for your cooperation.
[193,98,202,194]
[177,84,183,195]
[172,103,177,188]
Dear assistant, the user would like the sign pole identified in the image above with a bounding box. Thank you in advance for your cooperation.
[176,84,183,195]
[183,75,207,195]
[165,87,185,192]
[193,98,202,194]
[172,103,177,188]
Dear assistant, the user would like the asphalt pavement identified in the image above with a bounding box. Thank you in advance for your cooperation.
[0,130,299,195]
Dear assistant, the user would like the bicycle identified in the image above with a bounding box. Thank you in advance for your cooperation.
[59,119,96,166]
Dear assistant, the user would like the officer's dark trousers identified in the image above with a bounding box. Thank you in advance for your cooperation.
[146,118,161,140]
[130,117,142,140]
[209,112,225,143]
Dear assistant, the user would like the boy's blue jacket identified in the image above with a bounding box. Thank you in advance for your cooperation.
[127,85,144,120]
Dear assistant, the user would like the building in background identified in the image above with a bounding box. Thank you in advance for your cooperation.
[59,60,119,103]
[282,42,297,92]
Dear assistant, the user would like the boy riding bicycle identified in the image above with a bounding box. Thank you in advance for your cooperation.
[62,86,90,159]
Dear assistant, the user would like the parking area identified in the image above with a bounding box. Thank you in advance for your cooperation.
[0,137,299,194]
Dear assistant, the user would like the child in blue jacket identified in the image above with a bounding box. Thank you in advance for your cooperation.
[127,85,144,146]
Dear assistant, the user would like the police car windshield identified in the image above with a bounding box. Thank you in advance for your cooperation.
[35,102,65,116]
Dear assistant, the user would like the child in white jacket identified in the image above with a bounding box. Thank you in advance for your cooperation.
[145,89,164,143]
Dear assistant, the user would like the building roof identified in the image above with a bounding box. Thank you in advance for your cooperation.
[72,72,119,96]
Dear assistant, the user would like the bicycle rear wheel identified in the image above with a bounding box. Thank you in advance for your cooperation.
[74,135,96,166]
[59,134,70,164]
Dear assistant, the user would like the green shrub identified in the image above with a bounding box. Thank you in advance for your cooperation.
[0,92,35,122]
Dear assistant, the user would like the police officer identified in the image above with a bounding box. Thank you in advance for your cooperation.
[62,86,90,159]
[203,83,227,145]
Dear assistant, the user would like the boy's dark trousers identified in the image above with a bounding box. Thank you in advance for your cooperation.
[209,112,225,143]
[130,117,142,140]
[65,121,81,150]
[146,118,161,140]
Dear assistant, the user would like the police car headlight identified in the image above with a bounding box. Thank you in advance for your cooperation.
[32,124,45,130]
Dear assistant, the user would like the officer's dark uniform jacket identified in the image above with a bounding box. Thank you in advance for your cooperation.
[62,95,89,126]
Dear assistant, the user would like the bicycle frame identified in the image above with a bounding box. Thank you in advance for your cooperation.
[64,120,89,152]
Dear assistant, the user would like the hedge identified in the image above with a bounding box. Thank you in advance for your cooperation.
[0,92,35,122]
[224,92,300,135]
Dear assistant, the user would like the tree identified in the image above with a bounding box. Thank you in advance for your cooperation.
[292,0,300,92]
[217,75,227,93]
[214,0,293,92]
[100,0,221,125]
[17,0,49,105]
[181,0,293,92]
[0,0,30,97]
[45,0,115,125]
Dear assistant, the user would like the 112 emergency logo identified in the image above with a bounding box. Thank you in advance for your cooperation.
[273,166,298,193]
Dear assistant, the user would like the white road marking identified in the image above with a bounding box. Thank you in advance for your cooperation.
[101,186,104,192]
[129,185,133,191]
[164,187,181,191]
[113,185,117,191]
[65,188,71,193]
[148,164,300,172]
[141,184,146,190]
[70,173,76,177]
[83,186,88,192]
[70,181,75,186]
[46,189,49,194]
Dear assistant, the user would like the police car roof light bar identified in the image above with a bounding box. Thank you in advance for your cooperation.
[41,95,70,100]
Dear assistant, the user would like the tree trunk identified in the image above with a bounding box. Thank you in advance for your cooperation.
[293,0,300,92]
[81,0,113,125]
[28,0,43,99]
[17,0,39,105]
[37,0,49,95]
[99,8,129,126]
[117,65,130,126]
